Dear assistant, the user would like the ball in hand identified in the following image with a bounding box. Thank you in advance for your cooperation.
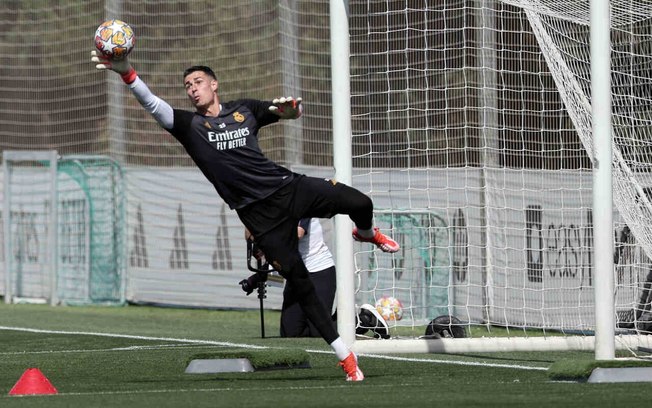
[94,19,135,60]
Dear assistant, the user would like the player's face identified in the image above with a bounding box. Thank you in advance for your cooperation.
[184,71,218,111]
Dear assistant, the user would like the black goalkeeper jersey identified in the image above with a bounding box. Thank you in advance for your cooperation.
[167,99,295,209]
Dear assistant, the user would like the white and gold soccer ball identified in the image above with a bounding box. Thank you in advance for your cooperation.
[94,19,135,60]
[374,296,404,321]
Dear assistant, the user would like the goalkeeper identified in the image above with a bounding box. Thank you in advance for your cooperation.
[91,51,400,382]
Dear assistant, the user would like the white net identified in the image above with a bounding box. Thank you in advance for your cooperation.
[2,152,58,304]
[348,0,652,341]
[1,151,126,305]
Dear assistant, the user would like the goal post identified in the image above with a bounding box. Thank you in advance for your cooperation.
[3,150,59,305]
[56,155,127,305]
[331,0,652,356]
[331,0,357,346]
[2,151,126,306]
[590,0,615,360]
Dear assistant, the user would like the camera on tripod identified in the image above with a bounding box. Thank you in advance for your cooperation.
[239,272,267,295]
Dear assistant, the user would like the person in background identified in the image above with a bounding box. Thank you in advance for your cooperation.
[243,219,389,339]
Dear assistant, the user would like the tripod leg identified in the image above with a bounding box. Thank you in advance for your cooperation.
[258,281,266,338]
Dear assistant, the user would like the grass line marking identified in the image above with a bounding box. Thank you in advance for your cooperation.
[0,325,549,371]
[0,325,267,349]
[2,383,388,398]
[307,349,549,371]
[0,344,211,355]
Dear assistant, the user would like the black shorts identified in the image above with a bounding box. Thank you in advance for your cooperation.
[236,173,361,238]
[236,173,372,277]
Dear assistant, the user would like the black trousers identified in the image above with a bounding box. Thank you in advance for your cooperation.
[236,174,373,343]
[281,266,336,337]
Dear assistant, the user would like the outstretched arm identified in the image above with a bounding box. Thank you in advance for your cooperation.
[90,51,174,130]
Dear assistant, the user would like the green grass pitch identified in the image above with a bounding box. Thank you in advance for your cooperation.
[1,303,652,407]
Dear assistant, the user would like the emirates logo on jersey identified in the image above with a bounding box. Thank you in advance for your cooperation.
[233,112,245,122]
[208,127,250,150]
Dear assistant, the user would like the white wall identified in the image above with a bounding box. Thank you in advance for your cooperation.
[1,165,647,331]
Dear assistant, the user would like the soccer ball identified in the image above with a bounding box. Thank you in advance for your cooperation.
[94,19,135,60]
[375,296,404,321]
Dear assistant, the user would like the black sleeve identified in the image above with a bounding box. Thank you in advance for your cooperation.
[239,99,280,128]
[168,109,195,141]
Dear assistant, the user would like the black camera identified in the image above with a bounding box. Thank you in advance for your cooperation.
[239,272,267,295]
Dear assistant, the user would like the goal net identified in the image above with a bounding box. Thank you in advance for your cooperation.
[343,0,652,354]
[2,151,126,305]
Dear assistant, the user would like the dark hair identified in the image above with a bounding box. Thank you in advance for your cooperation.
[183,65,217,80]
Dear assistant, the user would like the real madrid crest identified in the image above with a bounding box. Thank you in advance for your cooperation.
[233,112,245,122]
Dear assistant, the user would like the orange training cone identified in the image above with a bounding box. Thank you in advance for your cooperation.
[8,368,58,396]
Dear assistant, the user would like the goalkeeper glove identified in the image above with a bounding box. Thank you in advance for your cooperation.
[90,50,137,84]
[269,96,303,119]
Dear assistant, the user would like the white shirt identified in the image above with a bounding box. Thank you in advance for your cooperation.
[298,219,335,273]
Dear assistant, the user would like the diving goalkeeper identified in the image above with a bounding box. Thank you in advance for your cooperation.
[91,51,400,382]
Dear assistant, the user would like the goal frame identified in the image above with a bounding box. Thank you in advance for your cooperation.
[2,150,127,306]
[3,150,59,306]
[331,0,629,357]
